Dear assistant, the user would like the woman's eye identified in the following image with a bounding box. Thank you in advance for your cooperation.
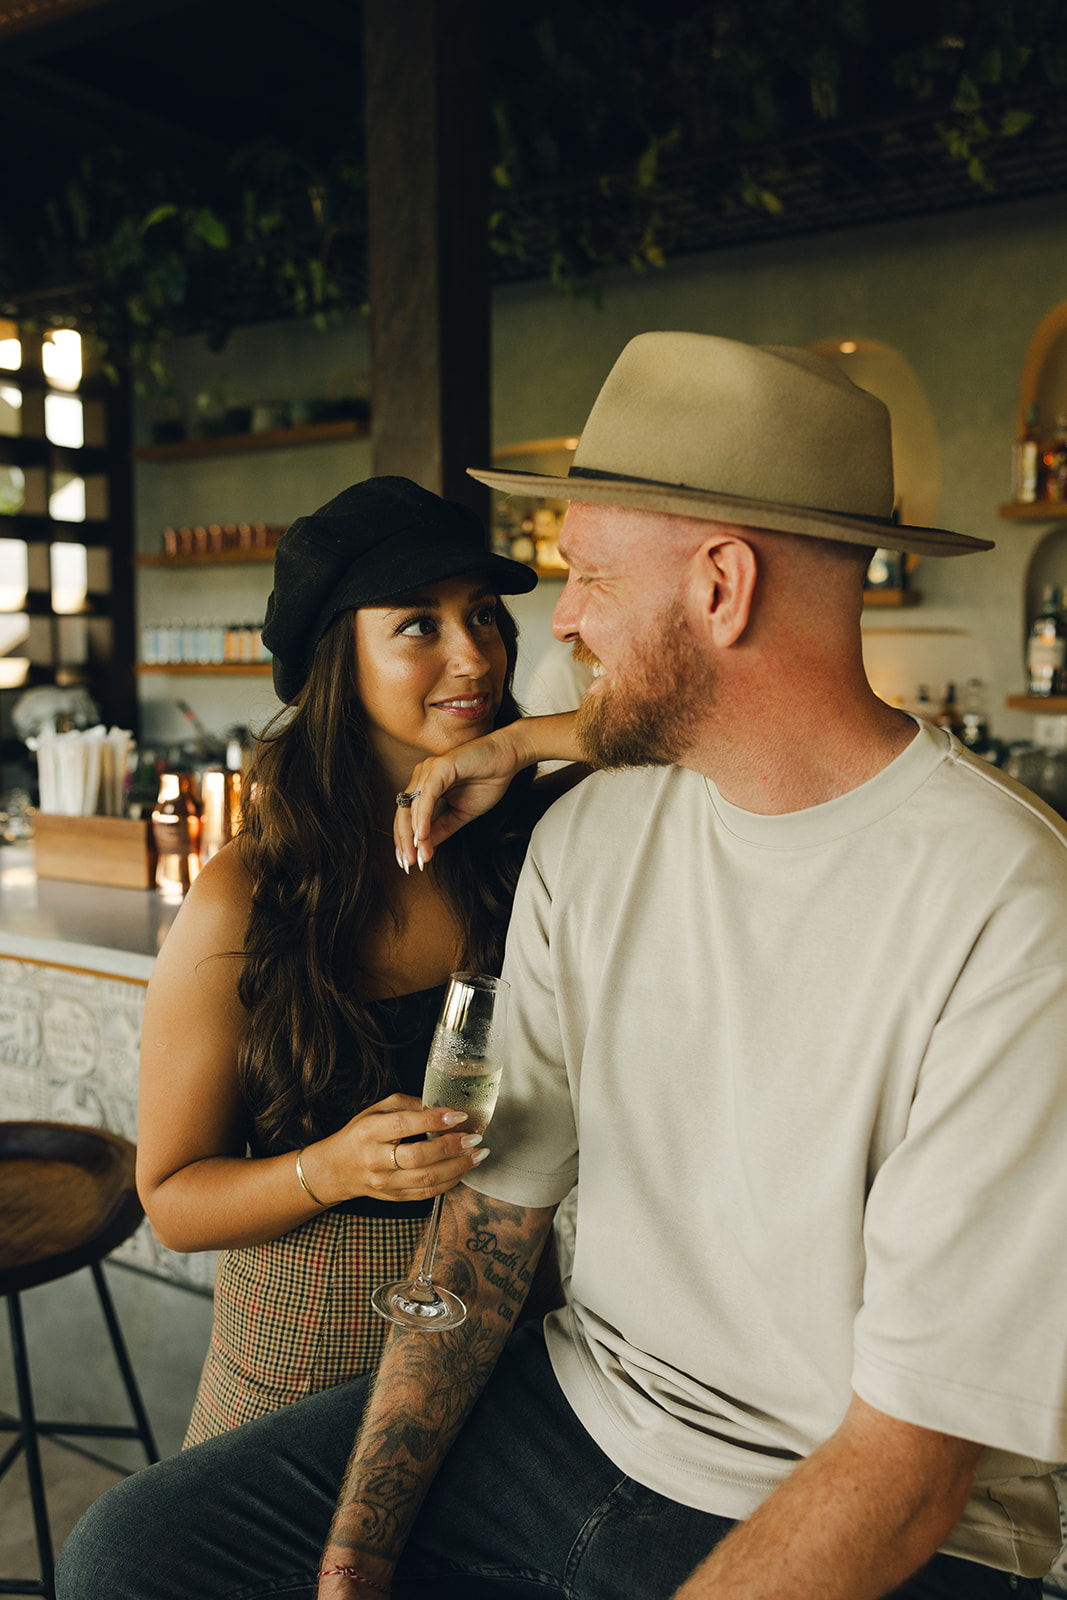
[472,605,498,628]
[398,615,436,638]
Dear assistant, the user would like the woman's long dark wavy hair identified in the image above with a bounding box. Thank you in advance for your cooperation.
[235,599,534,1148]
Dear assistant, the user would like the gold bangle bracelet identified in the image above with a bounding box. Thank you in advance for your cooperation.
[296,1148,326,1208]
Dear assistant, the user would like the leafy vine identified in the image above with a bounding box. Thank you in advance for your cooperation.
[3,1,1065,381]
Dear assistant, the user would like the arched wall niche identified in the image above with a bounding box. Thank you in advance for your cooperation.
[1023,523,1067,642]
[806,338,942,533]
[808,339,987,712]
[1010,299,1067,676]
[1014,298,1067,437]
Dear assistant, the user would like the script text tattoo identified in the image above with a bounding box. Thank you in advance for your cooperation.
[466,1227,536,1323]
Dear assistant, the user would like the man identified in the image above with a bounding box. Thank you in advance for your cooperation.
[58,335,1067,1600]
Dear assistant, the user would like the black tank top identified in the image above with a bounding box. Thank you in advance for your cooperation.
[250,983,445,1217]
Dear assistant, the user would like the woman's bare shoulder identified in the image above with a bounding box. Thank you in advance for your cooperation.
[154,840,253,974]
[195,837,253,899]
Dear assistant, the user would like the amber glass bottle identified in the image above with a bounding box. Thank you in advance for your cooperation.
[151,771,201,900]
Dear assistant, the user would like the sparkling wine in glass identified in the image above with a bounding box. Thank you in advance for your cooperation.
[371,972,507,1330]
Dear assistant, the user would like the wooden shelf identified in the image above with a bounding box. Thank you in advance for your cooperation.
[131,418,369,462]
[862,588,920,607]
[1005,694,1067,713]
[998,502,1067,521]
[135,662,272,676]
[135,551,565,579]
[134,548,276,567]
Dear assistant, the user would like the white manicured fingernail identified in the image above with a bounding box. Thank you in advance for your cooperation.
[471,1147,490,1165]
[460,1133,483,1150]
[417,846,426,871]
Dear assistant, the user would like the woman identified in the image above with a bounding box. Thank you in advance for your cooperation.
[135,476,579,1444]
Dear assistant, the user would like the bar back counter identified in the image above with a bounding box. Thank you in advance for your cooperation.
[0,846,215,1463]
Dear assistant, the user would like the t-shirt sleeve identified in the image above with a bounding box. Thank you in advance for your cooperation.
[853,947,1067,1463]
[463,830,579,1210]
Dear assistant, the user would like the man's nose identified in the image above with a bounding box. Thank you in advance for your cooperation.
[552,575,580,642]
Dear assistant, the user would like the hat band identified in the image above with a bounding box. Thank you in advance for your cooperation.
[566,464,901,533]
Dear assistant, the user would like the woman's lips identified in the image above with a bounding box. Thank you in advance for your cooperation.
[431,693,492,721]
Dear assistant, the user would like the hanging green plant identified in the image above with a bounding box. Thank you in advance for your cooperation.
[3,0,1066,384]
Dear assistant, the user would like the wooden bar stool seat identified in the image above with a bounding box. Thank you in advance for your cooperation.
[0,1121,159,1599]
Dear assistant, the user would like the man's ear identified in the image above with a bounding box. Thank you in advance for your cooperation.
[693,532,757,650]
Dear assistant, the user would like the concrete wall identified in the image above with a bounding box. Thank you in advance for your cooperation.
[133,188,1067,751]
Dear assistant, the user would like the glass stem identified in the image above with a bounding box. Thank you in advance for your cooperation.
[411,1193,445,1294]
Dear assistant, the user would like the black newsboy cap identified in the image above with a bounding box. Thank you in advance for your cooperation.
[262,476,539,702]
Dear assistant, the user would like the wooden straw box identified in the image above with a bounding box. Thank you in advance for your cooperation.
[33,814,156,890]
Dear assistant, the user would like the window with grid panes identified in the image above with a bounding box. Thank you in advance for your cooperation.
[0,319,135,786]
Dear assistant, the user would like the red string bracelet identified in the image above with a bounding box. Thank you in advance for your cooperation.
[316,1568,390,1593]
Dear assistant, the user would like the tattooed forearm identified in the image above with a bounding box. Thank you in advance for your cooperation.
[334,1464,423,1554]
[466,1228,537,1318]
[323,1188,556,1578]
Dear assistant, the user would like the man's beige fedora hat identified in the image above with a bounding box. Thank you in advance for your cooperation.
[469,331,992,559]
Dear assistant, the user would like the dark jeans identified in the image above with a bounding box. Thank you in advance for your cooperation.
[55,1326,1042,1599]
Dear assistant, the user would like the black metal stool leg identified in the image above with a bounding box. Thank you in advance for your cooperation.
[88,1263,159,1465]
[4,1291,54,1598]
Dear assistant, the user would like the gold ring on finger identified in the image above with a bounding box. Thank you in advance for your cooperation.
[390,1143,400,1171]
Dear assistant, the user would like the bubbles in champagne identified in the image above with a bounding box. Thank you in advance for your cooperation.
[423,1028,503,1137]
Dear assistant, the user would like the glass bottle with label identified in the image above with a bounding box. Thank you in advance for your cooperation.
[198,768,233,864]
[1012,404,1041,503]
[934,682,964,738]
[914,684,936,721]
[151,771,201,901]
[1026,584,1067,697]
[1044,418,1067,502]
[958,679,1001,763]
[864,548,904,590]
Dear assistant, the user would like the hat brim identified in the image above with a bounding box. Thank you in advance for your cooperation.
[468,466,993,559]
[324,543,540,610]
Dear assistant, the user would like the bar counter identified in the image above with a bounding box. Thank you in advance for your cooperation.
[0,845,181,979]
[0,846,209,1290]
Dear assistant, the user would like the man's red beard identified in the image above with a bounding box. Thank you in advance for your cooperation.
[569,610,713,770]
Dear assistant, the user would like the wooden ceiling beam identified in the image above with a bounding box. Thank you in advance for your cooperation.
[0,0,192,60]
[363,0,490,524]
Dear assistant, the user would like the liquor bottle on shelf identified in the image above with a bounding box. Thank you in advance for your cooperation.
[1011,404,1041,503]
[141,620,160,666]
[914,684,936,721]
[958,679,1002,763]
[934,682,964,737]
[1025,584,1067,697]
[151,771,201,901]
[1044,418,1067,502]
[163,619,182,663]
[864,548,904,590]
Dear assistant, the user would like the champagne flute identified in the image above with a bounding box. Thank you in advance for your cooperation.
[372,972,507,1330]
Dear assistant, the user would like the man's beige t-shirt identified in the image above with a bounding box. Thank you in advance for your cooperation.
[466,720,1067,1576]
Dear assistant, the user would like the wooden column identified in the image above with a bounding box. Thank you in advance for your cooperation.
[363,0,490,525]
